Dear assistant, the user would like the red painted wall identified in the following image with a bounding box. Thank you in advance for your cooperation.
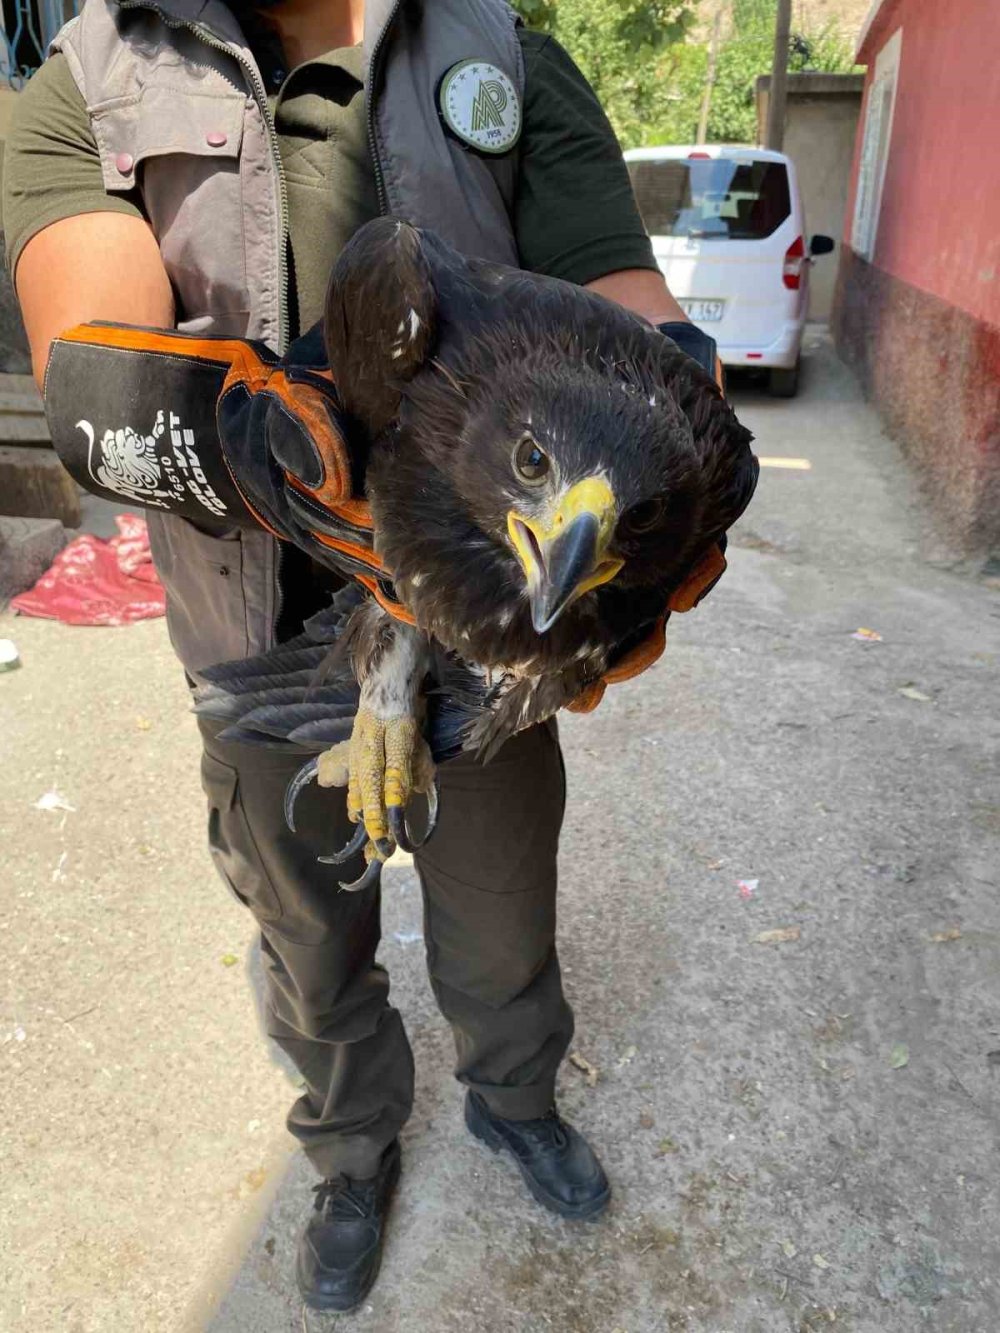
[846,0,1000,330]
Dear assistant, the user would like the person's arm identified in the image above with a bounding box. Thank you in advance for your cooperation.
[512,33,689,330]
[585,267,688,326]
[588,265,720,382]
[16,213,175,388]
[1,53,174,385]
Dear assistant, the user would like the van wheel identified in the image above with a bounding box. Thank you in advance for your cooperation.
[768,362,799,398]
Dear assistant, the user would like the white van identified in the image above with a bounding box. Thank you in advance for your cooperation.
[624,145,834,396]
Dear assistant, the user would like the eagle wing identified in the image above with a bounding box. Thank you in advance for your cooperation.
[194,583,488,764]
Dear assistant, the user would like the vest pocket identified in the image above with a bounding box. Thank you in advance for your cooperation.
[92,89,252,329]
[146,513,254,675]
[91,89,244,193]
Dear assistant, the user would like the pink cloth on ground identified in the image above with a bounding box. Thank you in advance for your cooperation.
[11,514,165,626]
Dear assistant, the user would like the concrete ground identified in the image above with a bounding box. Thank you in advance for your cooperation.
[2,332,999,1333]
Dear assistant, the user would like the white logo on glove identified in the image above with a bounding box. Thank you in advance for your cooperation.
[78,411,228,518]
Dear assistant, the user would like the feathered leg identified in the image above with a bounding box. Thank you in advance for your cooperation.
[295,602,437,886]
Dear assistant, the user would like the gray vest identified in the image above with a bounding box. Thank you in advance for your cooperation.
[51,0,522,674]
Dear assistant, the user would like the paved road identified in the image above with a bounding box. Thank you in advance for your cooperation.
[3,334,999,1332]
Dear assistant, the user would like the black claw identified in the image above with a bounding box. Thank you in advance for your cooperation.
[424,779,440,844]
[284,757,319,832]
[337,857,383,894]
[388,805,415,853]
[387,778,441,854]
[316,821,368,866]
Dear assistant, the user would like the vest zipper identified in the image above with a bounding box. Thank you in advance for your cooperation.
[118,1,291,352]
[366,0,403,215]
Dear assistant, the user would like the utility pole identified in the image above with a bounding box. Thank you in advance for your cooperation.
[696,4,724,145]
[765,0,792,150]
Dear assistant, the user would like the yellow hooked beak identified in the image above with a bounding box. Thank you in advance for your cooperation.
[507,477,624,634]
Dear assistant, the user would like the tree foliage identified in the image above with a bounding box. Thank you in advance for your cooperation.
[512,0,698,146]
[512,0,858,149]
[707,0,858,144]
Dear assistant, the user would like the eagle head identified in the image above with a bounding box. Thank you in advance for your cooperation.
[325,219,757,670]
[423,334,712,635]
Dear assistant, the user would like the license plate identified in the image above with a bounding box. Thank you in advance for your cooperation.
[680,299,725,323]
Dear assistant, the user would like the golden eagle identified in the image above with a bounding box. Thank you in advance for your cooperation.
[198,218,758,889]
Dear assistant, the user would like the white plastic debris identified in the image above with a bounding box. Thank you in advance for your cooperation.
[34,790,75,813]
[0,639,20,672]
[898,685,932,702]
[392,929,423,945]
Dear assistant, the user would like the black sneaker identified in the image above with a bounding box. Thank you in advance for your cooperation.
[465,1092,610,1220]
[296,1139,401,1313]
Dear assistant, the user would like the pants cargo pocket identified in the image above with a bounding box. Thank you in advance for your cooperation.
[200,750,282,923]
[415,720,566,1011]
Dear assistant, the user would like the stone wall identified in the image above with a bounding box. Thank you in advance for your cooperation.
[0,120,33,375]
[832,247,1000,553]
[0,232,32,375]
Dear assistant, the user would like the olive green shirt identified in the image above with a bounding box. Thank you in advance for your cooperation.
[3,27,655,333]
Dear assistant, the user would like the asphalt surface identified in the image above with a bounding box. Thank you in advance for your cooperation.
[3,332,999,1333]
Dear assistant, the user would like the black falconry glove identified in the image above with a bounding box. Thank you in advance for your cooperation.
[655,320,725,391]
[42,320,383,581]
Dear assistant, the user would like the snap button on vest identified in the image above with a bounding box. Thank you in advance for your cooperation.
[115,152,134,175]
[206,131,228,148]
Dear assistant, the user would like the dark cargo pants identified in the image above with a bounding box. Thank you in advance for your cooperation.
[198,715,574,1179]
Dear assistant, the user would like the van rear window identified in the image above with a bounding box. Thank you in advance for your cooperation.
[626,158,791,240]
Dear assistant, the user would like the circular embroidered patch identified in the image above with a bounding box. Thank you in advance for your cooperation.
[439,59,522,156]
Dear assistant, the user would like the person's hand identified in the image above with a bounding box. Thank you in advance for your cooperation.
[216,322,359,554]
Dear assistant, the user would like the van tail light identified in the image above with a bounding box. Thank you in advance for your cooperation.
[688,151,711,159]
[783,236,806,290]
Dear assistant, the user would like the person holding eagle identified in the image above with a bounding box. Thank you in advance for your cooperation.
[5,0,756,1313]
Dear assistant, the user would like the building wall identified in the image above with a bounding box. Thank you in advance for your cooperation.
[833,0,1000,552]
[846,0,1000,327]
[834,248,1000,550]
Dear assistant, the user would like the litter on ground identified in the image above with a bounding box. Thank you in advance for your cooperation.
[754,926,800,944]
[757,457,812,470]
[34,790,75,813]
[392,930,423,945]
[898,685,932,702]
[0,639,21,671]
[11,515,165,627]
[888,1043,910,1069]
[569,1051,599,1087]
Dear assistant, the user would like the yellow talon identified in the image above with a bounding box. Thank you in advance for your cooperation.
[316,741,351,789]
[303,707,438,870]
[318,707,434,849]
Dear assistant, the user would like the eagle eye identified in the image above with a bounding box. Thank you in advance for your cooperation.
[619,497,666,537]
[513,435,550,485]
